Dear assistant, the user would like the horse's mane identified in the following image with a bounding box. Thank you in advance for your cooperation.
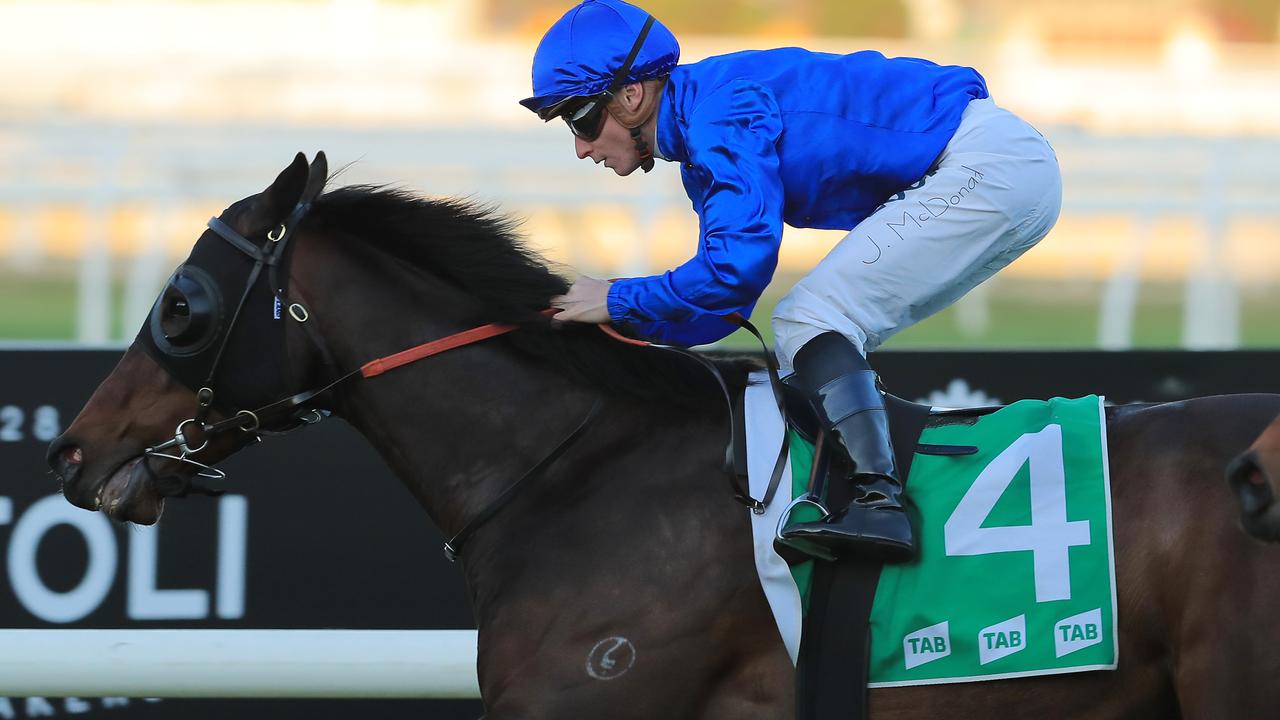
[308,185,761,408]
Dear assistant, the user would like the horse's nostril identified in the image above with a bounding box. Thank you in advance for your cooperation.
[45,436,84,484]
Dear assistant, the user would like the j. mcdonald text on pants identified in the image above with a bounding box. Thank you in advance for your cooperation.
[861,165,987,264]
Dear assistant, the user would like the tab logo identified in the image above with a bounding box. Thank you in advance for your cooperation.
[1055,608,1103,658]
[903,621,951,670]
[978,614,1026,665]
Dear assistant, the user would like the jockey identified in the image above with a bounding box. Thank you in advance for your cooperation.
[525,0,1062,562]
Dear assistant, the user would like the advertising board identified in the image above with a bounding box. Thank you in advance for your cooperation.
[1,348,1274,718]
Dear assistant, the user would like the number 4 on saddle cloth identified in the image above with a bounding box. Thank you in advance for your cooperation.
[738,374,1117,717]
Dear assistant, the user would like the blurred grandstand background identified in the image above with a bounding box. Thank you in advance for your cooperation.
[1,0,1278,350]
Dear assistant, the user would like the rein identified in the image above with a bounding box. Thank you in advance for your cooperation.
[349,312,792,559]
[149,307,790,557]
[597,314,792,515]
[147,202,790,559]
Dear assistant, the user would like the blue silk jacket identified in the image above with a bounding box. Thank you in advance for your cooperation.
[605,47,988,345]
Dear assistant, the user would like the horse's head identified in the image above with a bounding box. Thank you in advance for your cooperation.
[46,152,331,525]
[1227,412,1280,542]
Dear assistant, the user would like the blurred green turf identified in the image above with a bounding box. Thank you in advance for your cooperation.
[0,269,131,341]
[1,267,1277,349]
[715,275,1280,351]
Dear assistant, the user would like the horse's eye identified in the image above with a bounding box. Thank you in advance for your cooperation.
[149,266,220,355]
[160,288,194,341]
[167,297,190,318]
[157,271,215,345]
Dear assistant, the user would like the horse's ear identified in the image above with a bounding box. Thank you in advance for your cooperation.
[301,151,328,204]
[244,152,310,231]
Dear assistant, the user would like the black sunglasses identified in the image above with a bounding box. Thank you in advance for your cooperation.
[560,94,612,140]
[539,15,656,142]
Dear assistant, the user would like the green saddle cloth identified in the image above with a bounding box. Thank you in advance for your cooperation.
[784,395,1117,687]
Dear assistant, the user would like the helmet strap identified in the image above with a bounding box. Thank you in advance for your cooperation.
[630,126,655,173]
[612,80,664,174]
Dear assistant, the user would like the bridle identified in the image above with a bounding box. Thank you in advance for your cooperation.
[143,200,323,487]
[141,198,792,559]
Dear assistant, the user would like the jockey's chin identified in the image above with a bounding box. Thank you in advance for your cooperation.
[577,116,647,177]
[610,156,644,176]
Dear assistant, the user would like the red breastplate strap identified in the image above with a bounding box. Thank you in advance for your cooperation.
[359,309,653,379]
[361,322,519,379]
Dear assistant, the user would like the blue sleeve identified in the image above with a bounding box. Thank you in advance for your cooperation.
[607,79,785,346]
[619,312,746,347]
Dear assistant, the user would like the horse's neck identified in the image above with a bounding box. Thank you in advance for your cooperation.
[289,232,604,537]
[352,353,599,532]
[289,231,736,624]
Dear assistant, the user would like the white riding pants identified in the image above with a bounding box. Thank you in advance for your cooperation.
[771,98,1062,370]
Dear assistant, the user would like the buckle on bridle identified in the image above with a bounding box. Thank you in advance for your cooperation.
[235,410,260,432]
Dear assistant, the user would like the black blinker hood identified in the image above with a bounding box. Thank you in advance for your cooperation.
[133,151,328,416]
[135,223,296,414]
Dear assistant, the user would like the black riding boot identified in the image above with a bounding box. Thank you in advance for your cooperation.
[780,332,916,563]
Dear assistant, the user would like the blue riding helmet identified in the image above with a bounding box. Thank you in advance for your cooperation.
[519,0,680,116]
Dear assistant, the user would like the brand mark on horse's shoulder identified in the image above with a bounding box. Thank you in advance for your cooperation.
[586,636,636,681]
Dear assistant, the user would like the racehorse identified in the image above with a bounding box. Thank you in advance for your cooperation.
[46,153,1280,718]
[1227,415,1280,543]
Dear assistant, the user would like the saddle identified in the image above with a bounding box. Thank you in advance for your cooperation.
[778,378,933,475]
[731,378,990,720]
[731,378,979,519]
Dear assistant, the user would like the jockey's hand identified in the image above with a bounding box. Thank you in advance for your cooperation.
[550,276,613,325]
